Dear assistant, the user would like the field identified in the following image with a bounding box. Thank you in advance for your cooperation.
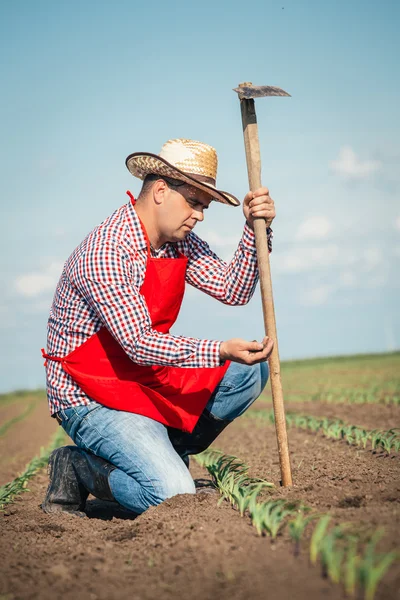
[0,353,399,600]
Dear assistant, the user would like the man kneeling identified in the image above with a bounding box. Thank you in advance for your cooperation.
[41,139,275,516]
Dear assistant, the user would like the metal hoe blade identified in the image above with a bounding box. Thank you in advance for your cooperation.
[233,83,291,100]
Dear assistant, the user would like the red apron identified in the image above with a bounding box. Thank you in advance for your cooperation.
[42,196,230,433]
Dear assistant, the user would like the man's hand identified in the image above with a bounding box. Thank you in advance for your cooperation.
[243,187,276,230]
[220,336,274,365]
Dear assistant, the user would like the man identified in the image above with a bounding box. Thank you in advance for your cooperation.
[41,138,275,517]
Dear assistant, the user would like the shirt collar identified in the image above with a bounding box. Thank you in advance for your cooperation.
[125,199,148,251]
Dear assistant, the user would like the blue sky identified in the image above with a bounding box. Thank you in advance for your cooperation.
[0,0,399,392]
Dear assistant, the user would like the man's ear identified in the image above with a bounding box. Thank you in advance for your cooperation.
[152,179,168,205]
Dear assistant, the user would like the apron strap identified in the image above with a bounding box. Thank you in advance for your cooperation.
[41,348,65,367]
[126,190,135,204]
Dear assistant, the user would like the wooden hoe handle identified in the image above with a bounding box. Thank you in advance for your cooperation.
[239,94,293,487]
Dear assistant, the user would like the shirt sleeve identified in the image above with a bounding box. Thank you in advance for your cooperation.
[69,235,222,368]
[184,224,273,304]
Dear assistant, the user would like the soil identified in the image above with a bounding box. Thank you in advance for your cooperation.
[218,417,400,538]
[0,391,399,600]
[0,465,348,600]
[0,396,57,485]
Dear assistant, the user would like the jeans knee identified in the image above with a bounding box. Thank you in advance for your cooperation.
[154,471,196,503]
[246,363,268,399]
[260,361,269,391]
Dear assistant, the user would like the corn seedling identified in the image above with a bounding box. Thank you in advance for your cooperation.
[196,449,274,514]
[245,410,400,454]
[358,529,399,600]
[196,447,398,599]
[310,515,332,565]
[288,510,321,556]
[344,536,361,598]
[251,499,300,539]
[319,524,353,583]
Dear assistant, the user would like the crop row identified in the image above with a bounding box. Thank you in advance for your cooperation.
[310,388,400,406]
[0,400,37,437]
[195,449,398,600]
[246,409,400,454]
[0,427,67,510]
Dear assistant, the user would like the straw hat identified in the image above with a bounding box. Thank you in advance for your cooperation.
[125,139,240,207]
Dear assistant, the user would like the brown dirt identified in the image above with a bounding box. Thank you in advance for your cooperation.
[218,418,400,531]
[0,463,348,600]
[0,401,26,429]
[216,416,400,598]
[0,393,399,600]
[0,395,58,485]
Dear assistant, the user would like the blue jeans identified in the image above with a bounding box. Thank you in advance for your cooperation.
[58,361,269,514]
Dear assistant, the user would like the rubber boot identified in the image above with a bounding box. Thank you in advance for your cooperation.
[168,409,231,468]
[41,445,116,517]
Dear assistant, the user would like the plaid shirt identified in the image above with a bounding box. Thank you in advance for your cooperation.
[45,200,273,415]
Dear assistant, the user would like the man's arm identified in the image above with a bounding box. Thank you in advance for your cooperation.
[184,224,271,305]
[185,186,275,305]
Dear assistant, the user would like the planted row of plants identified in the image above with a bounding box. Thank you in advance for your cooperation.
[0,400,37,437]
[246,409,400,454]
[195,449,398,600]
[275,354,400,406]
[0,427,67,510]
[310,388,400,406]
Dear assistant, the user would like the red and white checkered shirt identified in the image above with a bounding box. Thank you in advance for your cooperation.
[45,200,273,415]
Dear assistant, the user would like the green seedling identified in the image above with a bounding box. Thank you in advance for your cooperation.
[310,515,332,565]
[319,524,351,584]
[358,530,399,600]
[344,536,361,598]
[258,499,300,539]
[379,434,398,454]
[288,510,320,556]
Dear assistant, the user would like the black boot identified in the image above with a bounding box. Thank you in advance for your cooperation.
[168,409,231,467]
[41,446,116,517]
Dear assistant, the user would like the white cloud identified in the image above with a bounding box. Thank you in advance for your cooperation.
[365,271,388,288]
[201,230,239,247]
[301,284,336,306]
[330,146,381,180]
[395,216,400,232]
[14,262,64,298]
[295,216,332,241]
[273,244,340,273]
[339,271,358,288]
[363,247,383,272]
[273,243,387,276]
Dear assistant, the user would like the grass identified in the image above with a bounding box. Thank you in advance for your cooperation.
[258,352,400,406]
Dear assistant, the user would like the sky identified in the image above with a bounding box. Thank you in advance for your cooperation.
[0,0,399,393]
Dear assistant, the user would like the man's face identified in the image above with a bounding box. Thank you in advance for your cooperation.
[157,182,212,244]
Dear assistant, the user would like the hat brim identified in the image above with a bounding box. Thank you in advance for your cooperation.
[125,152,240,207]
